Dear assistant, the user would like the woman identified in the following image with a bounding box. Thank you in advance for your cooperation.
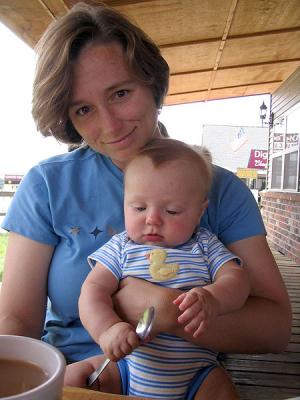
[0,1,291,393]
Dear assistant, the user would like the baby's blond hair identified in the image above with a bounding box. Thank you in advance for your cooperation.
[125,138,213,199]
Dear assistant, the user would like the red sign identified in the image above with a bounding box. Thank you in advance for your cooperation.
[247,149,267,169]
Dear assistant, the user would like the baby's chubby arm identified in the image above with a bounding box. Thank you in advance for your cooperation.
[174,260,250,337]
[79,264,139,361]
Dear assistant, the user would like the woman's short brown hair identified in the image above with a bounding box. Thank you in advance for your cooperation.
[32,2,169,144]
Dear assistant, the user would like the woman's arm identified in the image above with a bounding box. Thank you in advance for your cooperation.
[218,235,292,352]
[114,235,292,354]
[0,232,54,338]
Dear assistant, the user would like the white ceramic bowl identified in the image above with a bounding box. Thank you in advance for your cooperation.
[0,335,65,399]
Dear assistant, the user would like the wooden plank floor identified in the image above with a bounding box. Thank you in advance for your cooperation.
[223,249,300,400]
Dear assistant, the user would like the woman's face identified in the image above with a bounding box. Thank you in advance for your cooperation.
[68,42,161,169]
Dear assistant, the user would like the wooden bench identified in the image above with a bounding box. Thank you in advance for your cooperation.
[223,249,300,400]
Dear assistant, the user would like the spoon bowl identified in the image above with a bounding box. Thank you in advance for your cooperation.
[136,305,155,341]
[86,306,155,387]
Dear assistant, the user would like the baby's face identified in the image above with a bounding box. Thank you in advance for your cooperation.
[124,157,207,247]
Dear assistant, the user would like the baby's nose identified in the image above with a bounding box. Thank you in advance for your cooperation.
[146,210,162,225]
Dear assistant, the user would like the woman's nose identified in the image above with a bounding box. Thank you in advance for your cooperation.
[98,106,122,134]
[146,210,162,226]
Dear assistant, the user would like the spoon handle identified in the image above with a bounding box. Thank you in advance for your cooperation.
[86,357,110,387]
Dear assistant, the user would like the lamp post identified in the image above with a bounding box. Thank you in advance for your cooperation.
[259,101,280,128]
[259,101,268,127]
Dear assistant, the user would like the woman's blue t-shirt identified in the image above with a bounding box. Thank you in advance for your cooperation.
[1,146,265,362]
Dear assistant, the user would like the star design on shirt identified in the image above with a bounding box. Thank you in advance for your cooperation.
[90,226,103,239]
[70,226,80,235]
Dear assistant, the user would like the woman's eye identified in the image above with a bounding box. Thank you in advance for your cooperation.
[75,106,90,116]
[115,89,129,99]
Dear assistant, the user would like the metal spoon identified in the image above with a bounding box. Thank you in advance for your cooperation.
[86,306,155,387]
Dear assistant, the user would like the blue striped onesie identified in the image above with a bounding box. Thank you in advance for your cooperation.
[88,228,241,399]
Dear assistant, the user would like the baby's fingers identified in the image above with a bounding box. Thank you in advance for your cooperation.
[177,302,202,324]
[111,334,138,361]
[192,320,209,338]
[183,315,209,337]
[173,293,186,306]
[127,331,140,349]
[176,291,198,311]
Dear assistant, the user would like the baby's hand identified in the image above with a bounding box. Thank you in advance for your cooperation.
[99,322,140,361]
[173,287,220,337]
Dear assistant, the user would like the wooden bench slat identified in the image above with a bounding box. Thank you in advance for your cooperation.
[225,352,300,362]
[225,359,300,374]
[235,385,300,400]
[230,371,300,388]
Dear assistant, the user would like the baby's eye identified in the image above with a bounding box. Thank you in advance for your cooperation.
[135,206,146,212]
[75,105,90,116]
[166,210,178,215]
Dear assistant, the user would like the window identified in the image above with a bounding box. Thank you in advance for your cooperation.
[271,156,282,189]
[269,103,300,192]
[283,151,298,189]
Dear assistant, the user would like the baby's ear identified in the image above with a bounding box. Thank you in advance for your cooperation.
[202,199,209,210]
[146,253,150,260]
[199,200,209,218]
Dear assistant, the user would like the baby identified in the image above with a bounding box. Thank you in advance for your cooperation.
[72,138,250,399]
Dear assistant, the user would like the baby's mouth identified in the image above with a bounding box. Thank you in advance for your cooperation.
[143,233,163,241]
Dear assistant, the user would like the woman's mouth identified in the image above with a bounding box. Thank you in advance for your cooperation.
[105,129,135,146]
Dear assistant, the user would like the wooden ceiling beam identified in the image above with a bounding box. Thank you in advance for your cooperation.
[39,0,69,18]
[159,26,300,50]
[168,80,282,97]
[205,0,239,100]
[170,59,300,80]
[37,0,57,19]
[228,25,300,40]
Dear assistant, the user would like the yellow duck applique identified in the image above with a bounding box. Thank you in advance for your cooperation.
[147,249,180,281]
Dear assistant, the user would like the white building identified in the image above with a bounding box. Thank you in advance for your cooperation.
[202,124,269,200]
